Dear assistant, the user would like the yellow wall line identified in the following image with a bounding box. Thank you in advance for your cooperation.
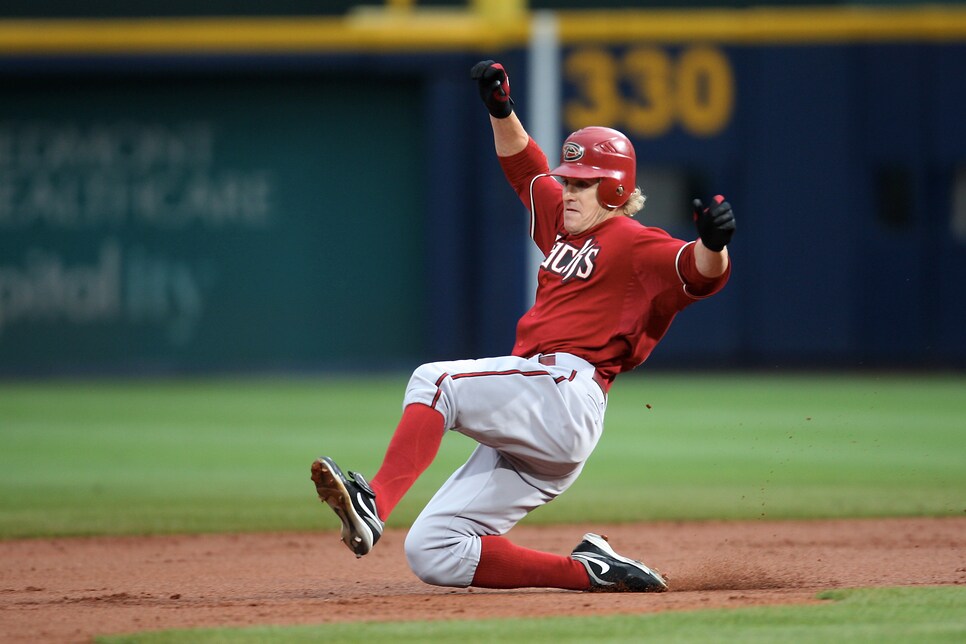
[0,7,964,56]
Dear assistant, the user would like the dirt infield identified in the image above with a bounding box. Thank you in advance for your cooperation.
[2,517,964,643]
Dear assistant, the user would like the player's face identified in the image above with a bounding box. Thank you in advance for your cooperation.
[560,178,615,235]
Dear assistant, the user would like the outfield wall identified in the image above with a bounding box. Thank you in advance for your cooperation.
[0,7,964,374]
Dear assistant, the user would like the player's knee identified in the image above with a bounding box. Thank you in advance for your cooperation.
[407,362,445,395]
[404,520,476,588]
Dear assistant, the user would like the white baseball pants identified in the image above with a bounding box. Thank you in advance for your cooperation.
[400,353,607,587]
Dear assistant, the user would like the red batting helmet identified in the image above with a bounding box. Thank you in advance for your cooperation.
[549,126,636,209]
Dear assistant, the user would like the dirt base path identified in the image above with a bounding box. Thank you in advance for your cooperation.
[2,517,964,643]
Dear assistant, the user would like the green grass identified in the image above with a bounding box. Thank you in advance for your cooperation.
[564,372,966,522]
[0,372,964,538]
[0,375,448,537]
[96,586,966,643]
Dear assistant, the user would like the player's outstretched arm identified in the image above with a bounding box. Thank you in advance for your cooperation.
[692,195,735,278]
[490,112,529,157]
[471,59,529,157]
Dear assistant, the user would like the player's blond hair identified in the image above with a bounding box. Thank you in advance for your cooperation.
[622,188,646,217]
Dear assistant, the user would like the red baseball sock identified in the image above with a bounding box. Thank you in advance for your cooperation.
[369,403,445,520]
[471,535,591,590]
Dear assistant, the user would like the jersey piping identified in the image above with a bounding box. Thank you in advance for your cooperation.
[528,173,550,242]
[675,241,718,300]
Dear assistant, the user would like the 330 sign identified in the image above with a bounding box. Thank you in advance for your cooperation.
[564,46,735,138]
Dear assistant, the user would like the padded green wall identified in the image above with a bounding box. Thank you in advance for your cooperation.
[0,74,426,372]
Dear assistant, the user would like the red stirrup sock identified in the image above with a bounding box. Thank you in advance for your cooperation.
[369,403,445,520]
[471,535,592,590]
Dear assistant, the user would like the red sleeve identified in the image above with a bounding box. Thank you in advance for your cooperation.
[631,232,730,316]
[675,241,731,299]
[497,138,563,256]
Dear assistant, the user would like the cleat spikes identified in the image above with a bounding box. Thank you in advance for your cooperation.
[311,456,384,557]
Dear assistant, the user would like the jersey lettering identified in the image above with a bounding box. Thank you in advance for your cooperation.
[540,237,600,283]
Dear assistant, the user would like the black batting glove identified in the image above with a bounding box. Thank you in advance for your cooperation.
[692,195,736,252]
[470,60,514,119]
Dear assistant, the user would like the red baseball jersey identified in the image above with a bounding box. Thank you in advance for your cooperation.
[499,138,730,387]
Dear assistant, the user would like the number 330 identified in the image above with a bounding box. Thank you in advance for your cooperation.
[564,46,735,138]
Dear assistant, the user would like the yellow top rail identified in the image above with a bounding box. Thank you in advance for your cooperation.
[0,6,965,55]
[563,7,966,44]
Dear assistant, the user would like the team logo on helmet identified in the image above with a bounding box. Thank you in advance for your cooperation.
[562,142,584,162]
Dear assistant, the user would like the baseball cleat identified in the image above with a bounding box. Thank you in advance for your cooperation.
[311,456,384,558]
[571,533,668,592]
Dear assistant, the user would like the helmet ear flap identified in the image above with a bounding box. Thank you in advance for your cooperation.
[598,177,629,210]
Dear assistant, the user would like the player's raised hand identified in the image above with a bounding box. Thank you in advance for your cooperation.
[470,60,514,119]
[692,195,735,252]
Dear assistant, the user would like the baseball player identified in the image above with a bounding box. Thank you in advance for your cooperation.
[311,60,734,593]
